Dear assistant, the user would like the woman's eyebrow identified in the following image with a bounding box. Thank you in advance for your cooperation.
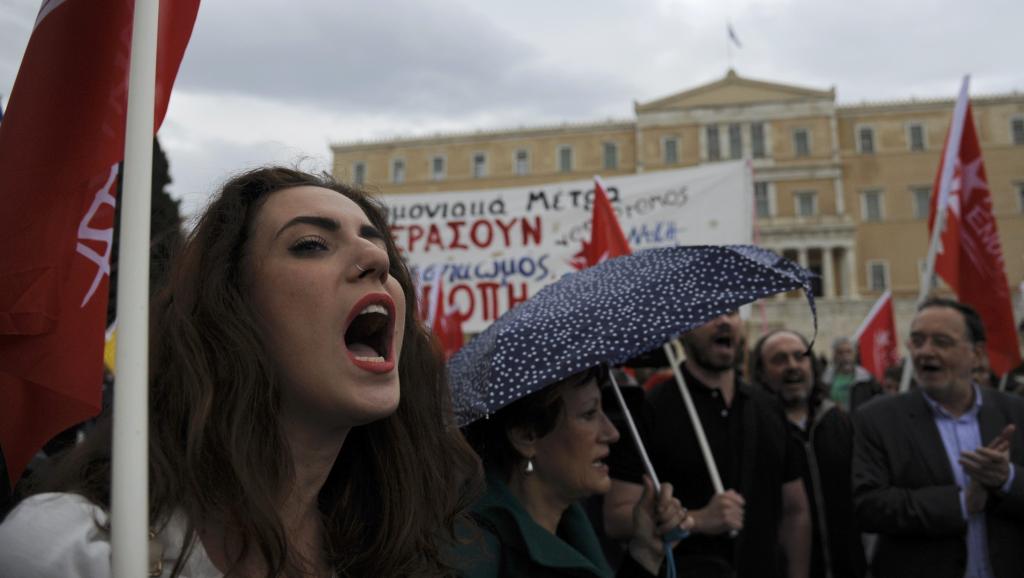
[360,223,386,241]
[274,215,340,239]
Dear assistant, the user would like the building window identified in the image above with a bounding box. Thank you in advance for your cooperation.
[751,122,766,159]
[867,260,889,292]
[857,126,876,154]
[706,125,721,161]
[431,156,446,181]
[391,159,405,184]
[861,189,884,222]
[907,123,926,151]
[603,142,619,170]
[352,162,366,185]
[472,153,487,178]
[1013,118,1024,145]
[793,128,810,157]
[514,149,530,176]
[912,186,931,219]
[663,137,679,164]
[728,124,742,159]
[795,191,817,217]
[558,145,573,173]
[754,182,771,218]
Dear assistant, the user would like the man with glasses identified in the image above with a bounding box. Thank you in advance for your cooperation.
[852,298,1024,578]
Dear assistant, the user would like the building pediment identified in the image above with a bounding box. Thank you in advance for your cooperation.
[636,69,835,113]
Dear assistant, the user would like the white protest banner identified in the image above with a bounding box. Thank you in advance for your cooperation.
[383,161,752,332]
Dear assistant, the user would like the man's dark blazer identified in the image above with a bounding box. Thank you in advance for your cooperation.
[852,387,1024,578]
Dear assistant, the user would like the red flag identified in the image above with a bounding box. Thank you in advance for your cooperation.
[854,291,900,382]
[928,101,1022,375]
[425,279,464,360]
[0,0,199,485]
[435,311,465,361]
[571,176,632,269]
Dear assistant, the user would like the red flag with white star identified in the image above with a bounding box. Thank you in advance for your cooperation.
[928,101,1021,375]
[571,176,632,269]
[0,0,199,485]
[854,290,899,382]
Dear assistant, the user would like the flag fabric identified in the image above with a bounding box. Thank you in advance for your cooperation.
[0,0,199,485]
[927,100,1022,376]
[727,24,742,48]
[425,278,464,359]
[571,176,632,269]
[853,290,899,382]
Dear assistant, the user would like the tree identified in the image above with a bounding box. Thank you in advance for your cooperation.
[106,136,184,326]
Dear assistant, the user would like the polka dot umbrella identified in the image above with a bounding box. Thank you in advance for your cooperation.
[448,244,816,427]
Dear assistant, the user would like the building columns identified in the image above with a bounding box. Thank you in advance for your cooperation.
[822,246,836,298]
[797,247,809,269]
[843,246,859,299]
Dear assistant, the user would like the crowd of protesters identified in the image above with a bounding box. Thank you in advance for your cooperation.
[598,303,1024,578]
[0,168,1022,577]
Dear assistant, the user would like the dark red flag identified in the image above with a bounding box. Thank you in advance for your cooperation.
[928,102,1021,375]
[571,176,632,269]
[854,291,900,381]
[0,0,200,485]
[425,278,464,359]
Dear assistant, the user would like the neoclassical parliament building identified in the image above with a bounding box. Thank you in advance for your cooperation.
[331,70,1024,348]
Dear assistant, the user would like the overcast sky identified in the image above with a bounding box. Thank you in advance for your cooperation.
[2,0,1021,220]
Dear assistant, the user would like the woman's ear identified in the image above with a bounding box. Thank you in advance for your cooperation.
[506,425,537,461]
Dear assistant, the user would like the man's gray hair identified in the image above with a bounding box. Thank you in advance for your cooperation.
[831,336,853,351]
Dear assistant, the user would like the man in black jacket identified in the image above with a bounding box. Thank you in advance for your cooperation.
[752,329,866,578]
[853,299,1024,578]
[604,312,811,578]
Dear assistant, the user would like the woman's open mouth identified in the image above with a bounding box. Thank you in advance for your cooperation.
[344,293,396,374]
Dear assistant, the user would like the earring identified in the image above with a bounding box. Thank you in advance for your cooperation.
[525,458,534,474]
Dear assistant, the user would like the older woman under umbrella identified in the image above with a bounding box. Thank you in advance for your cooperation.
[457,365,690,577]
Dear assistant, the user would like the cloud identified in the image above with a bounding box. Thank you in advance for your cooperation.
[175,0,637,120]
[0,0,37,101]
[709,0,1022,101]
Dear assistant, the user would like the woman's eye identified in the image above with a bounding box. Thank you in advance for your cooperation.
[582,409,599,420]
[289,236,329,254]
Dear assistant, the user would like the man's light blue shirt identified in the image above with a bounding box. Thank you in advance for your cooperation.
[921,385,1016,578]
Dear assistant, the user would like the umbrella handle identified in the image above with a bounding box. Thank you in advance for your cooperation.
[608,371,690,578]
[608,371,663,492]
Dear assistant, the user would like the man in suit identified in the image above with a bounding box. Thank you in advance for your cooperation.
[852,298,1024,578]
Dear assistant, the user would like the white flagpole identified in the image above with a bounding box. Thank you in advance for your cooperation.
[111,0,158,575]
[899,75,970,393]
[662,341,725,492]
[663,338,738,537]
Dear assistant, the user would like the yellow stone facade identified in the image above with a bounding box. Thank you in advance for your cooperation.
[331,70,1024,351]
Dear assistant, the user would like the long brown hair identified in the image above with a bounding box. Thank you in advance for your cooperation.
[33,167,482,576]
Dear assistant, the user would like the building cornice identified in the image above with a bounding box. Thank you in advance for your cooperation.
[837,92,1024,116]
[331,119,635,152]
[636,69,835,113]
